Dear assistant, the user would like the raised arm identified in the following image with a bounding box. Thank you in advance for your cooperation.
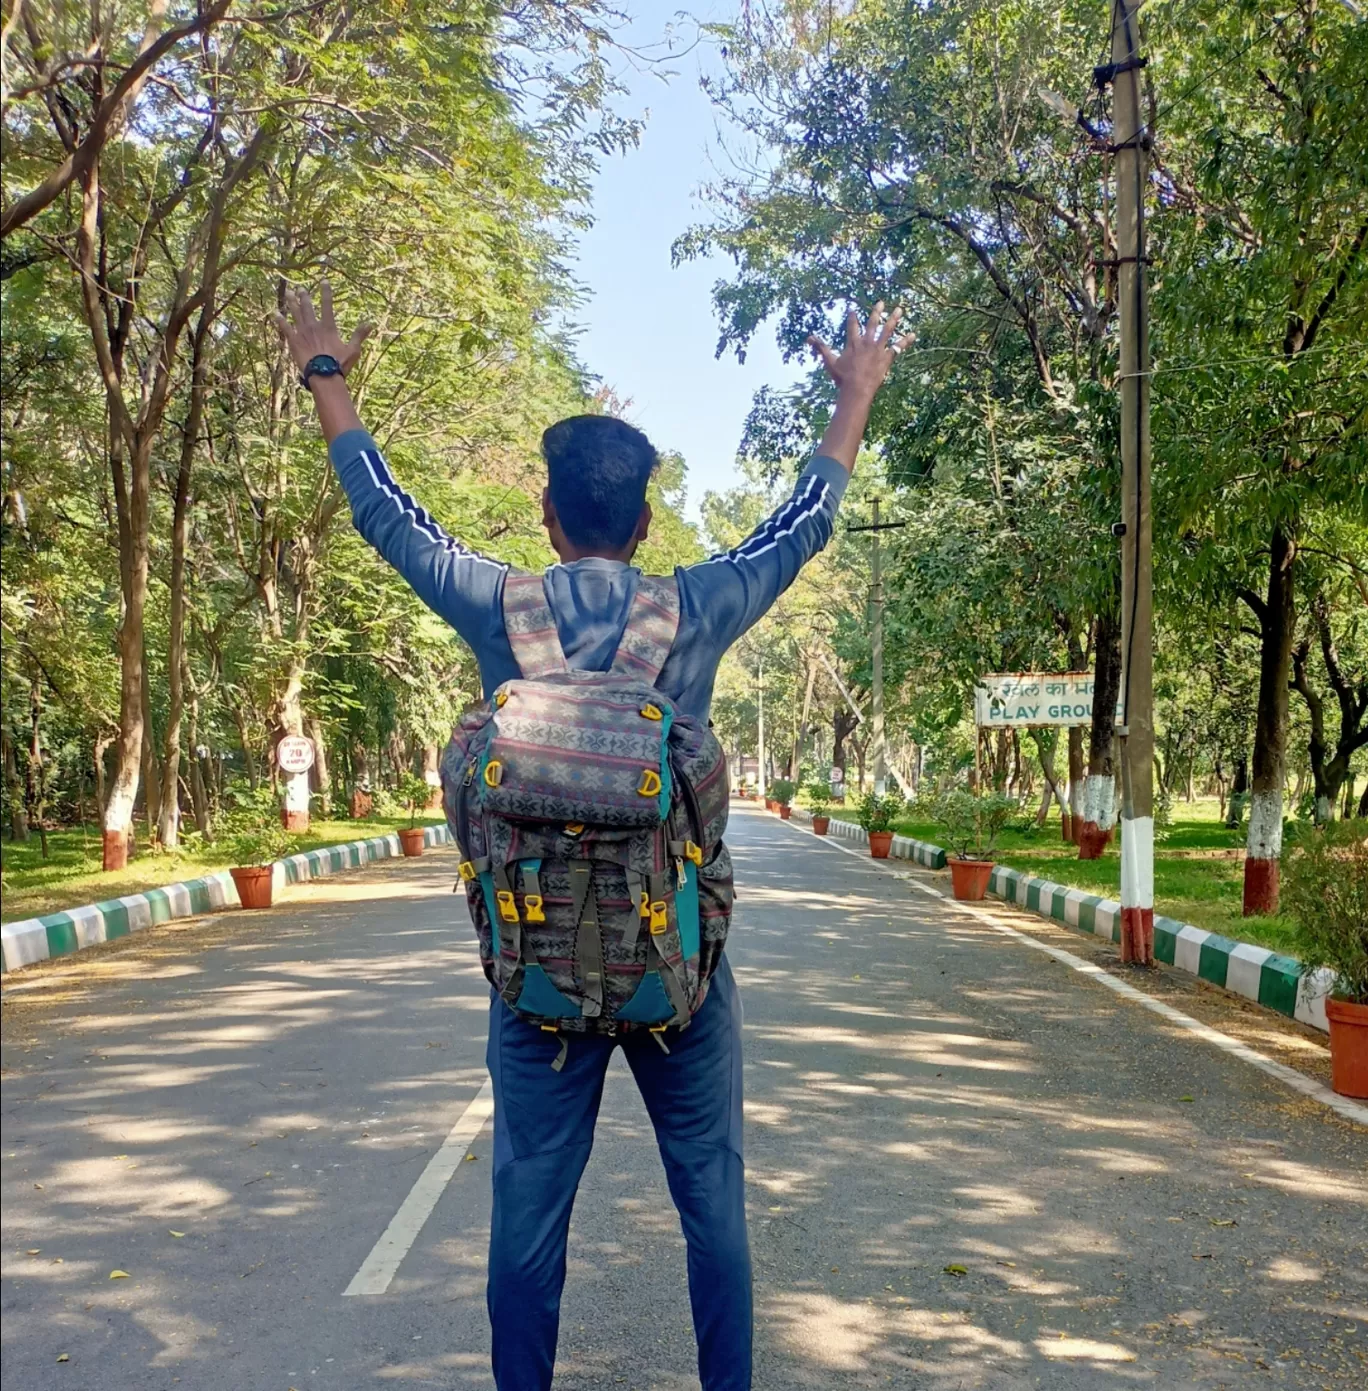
[275,285,506,644]
[683,303,903,649]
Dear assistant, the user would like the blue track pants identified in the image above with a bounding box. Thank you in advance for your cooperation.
[486,954,751,1390]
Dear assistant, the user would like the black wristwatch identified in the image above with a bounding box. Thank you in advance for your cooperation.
[299,353,343,389]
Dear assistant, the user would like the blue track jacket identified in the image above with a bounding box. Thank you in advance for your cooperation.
[330,428,850,720]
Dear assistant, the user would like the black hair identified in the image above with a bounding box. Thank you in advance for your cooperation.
[542,415,658,552]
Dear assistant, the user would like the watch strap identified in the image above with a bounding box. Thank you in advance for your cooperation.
[299,353,343,388]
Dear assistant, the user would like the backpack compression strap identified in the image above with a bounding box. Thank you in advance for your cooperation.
[502,573,568,679]
[610,576,681,684]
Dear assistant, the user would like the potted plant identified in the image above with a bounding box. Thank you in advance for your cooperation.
[930,788,1017,900]
[397,773,431,857]
[1282,822,1368,1098]
[222,796,293,909]
[857,790,904,858]
[808,781,832,835]
[769,778,796,820]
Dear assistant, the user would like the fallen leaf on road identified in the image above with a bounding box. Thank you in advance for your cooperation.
[109,1270,129,1280]
[944,1265,968,1277]
[169,1231,186,1238]
[57,1353,69,1363]
[1210,1219,1237,1227]
[26,1249,40,1255]
[996,1260,1016,1268]
[33,1183,43,1190]
[465,1153,478,1162]
[1179,1095,1194,1103]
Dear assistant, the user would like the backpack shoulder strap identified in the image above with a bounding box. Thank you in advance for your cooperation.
[610,575,681,684]
[501,572,568,678]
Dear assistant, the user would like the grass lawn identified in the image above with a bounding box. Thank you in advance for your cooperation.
[826,797,1300,957]
[0,813,447,925]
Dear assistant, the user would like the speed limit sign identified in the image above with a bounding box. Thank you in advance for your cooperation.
[277,735,315,774]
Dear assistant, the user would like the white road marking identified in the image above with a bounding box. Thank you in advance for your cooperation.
[778,816,1368,1129]
[343,1079,495,1296]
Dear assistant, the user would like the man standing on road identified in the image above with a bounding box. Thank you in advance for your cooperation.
[275,287,902,1390]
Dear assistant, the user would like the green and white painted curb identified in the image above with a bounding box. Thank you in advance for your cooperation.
[803,811,1330,1035]
[986,865,1332,1035]
[1,824,451,975]
[798,810,948,869]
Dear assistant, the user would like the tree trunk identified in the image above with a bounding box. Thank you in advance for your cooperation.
[231,700,259,789]
[3,726,28,841]
[186,681,212,838]
[311,718,334,815]
[1032,730,1062,830]
[140,658,161,841]
[1066,724,1083,842]
[102,436,150,870]
[27,673,48,857]
[1358,780,1368,819]
[833,707,857,799]
[1079,607,1121,858]
[158,311,212,849]
[1225,753,1249,828]
[1243,526,1296,915]
[788,661,818,782]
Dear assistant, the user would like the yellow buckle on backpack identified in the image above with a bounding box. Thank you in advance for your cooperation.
[639,890,651,919]
[524,893,546,924]
[483,759,503,787]
[650,1023,669,1033]
[459,860,477,882]
[565,822,585,836]
[649,900,668,935]
[495,690,509,708]
[495,889,519,924]
[639,703,663,721]
[684,840,703,866]
[638,769,662,797]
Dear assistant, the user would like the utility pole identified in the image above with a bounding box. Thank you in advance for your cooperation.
[1106,0,1154,965]
[848,499,907,798]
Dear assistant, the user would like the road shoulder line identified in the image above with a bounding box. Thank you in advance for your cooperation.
[343,1078,495,1296]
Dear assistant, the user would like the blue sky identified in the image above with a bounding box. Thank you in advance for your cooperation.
[563,2,802,520]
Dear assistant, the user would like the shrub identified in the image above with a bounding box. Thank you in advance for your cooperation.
[857,790,904,834]
[396,772,433,828]
[929,787,1017,861]
[1282,820,1368,1003]
[768,778,796,808]
[806,780,832,817]
[218,789,293,867]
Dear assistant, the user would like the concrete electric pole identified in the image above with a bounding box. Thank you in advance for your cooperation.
[1107,0,1155,965]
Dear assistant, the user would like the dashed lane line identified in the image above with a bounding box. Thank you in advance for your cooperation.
[775,815,1368,1129]
[343,1079,495,1296]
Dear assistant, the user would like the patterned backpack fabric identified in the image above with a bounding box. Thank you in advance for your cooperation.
[441,572,733,1060]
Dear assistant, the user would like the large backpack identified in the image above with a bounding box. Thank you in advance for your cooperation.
[441,573,733,1063]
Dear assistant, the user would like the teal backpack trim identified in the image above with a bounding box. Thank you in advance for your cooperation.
[615,972,674,1024]
[515,964,582,1019]
[676,861,700,960]
[477,869,503,955]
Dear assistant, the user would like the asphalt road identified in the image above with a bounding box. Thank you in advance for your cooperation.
[2,804,1365,1390]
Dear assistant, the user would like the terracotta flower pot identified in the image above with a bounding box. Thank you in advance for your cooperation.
[765,799,777,812]
[868,830,894,859]
[230,865,274,910]
[1325,997,1368,1099]
[812,816,830,836]
[779,804,792,819]
[399,827,426,858]
[949,858,993,901]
